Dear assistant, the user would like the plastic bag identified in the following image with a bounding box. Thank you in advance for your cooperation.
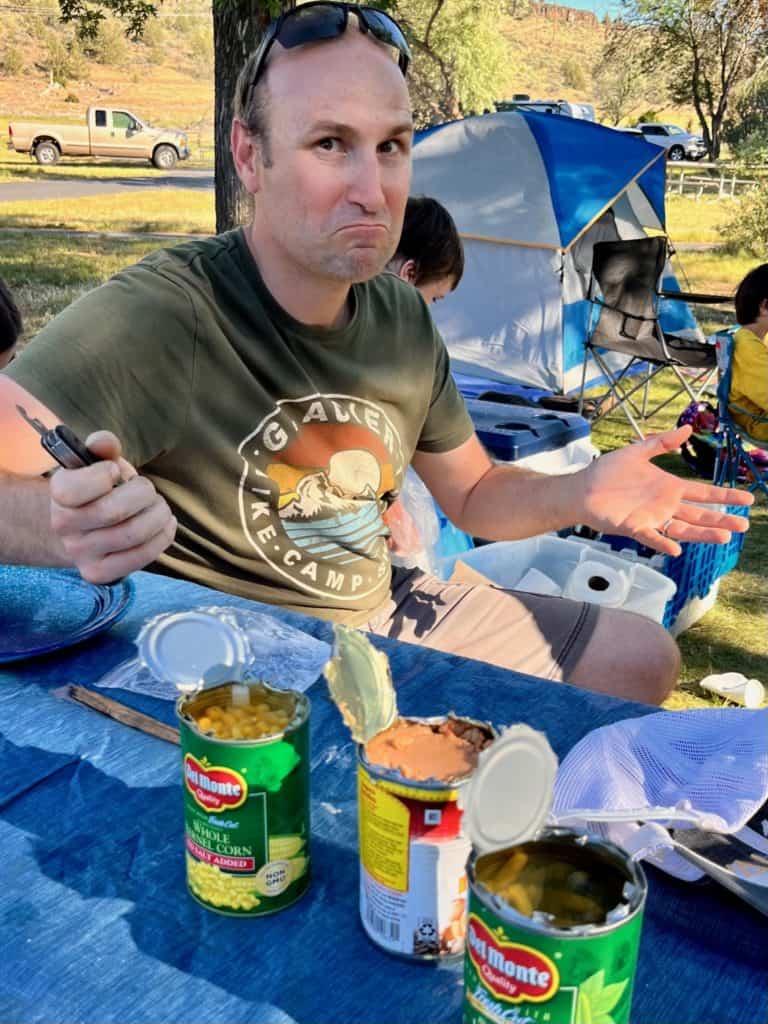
[95,605,331,699]
[387,467,441,575]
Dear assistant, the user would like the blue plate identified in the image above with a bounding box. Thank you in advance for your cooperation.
[0,567,134,663]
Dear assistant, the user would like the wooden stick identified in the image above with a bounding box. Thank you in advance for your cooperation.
[59,685,180,745]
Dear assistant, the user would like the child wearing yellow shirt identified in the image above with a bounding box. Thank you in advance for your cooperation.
[731,264,768,442]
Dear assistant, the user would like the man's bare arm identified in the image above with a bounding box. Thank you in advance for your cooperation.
[1,432,177,582]
[412,427,752,556]
[0,472,69,566]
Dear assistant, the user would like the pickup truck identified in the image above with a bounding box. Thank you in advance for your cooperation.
[7,106,190,168]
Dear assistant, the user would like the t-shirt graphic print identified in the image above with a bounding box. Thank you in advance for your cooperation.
[239,393,406,604]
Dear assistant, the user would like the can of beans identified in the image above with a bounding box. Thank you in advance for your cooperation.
[139,610,310,918]
[461,727,647,1024]
[358,714,494,961]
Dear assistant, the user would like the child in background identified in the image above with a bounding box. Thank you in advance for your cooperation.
[386,195,464,304]
[731,264,768,442]
[0,277,23,369]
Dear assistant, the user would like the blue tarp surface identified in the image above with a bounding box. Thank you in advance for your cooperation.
[1,570,766,1023]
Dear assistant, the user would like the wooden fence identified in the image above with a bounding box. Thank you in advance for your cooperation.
[666,162,763,199]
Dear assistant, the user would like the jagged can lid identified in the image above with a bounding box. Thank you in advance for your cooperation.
[460,724,559,854]
[137,610,250,693]
[323,624,397,743]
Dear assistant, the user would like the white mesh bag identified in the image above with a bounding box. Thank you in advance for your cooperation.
[551,708,768,879]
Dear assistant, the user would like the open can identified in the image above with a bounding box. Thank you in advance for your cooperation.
[461,726,647,1024]
[140,610,311,917]
[324,625,493,961]
[358,714,494,960]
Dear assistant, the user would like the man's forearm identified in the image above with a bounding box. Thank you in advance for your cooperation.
[0,473,70,566]
[453,463,587,542]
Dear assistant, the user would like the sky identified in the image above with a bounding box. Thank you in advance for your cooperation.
[557,0,621,16]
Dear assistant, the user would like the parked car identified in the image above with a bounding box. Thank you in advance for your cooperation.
[634,123,707,161]
[7,106,190,168]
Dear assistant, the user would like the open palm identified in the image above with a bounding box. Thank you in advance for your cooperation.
[579,426,752,555]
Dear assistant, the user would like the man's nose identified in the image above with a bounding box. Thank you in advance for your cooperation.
[346,150,386,212]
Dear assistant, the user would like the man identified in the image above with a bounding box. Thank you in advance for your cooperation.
[0,3,750,703]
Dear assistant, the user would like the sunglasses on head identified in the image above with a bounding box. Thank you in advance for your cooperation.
[243,2,411,109]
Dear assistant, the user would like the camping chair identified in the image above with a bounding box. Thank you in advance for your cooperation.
[712,328,768,499]
[577,236,717,439]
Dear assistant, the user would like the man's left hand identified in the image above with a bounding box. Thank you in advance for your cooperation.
[576,425,753,555]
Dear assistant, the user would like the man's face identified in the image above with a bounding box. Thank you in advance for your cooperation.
[250,31,413,285]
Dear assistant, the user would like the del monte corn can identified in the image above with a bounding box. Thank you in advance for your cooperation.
[460,727,647,1024]
[139,609,310,917]
[178,680,310,916]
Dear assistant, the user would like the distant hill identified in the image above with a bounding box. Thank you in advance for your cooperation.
[501,4,606,105]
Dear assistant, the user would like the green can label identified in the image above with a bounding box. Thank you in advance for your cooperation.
[179,689,310,917]
[464,884,643,1024]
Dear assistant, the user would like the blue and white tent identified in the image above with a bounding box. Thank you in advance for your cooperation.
[412,110,702,394]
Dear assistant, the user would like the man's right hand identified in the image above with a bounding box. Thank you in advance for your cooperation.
[49,430,177,584]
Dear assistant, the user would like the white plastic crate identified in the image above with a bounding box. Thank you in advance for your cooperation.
[440,534,676,624]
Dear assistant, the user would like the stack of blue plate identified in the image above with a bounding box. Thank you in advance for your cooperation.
[0,566,134,663]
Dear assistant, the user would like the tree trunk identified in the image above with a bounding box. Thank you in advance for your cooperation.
[213,2,295,233]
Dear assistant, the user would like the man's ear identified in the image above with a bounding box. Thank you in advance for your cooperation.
[231,119,264,193]
[398,259,418,284]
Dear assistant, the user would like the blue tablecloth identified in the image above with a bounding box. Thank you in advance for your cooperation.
[1,570,766,1024]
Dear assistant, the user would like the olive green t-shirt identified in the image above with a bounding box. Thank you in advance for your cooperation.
[8,229,474,623]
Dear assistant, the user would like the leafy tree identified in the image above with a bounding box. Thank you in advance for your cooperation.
[723,74,768,153]
[616,0,768,159]
[721,181,768,256]
[88,17,130,63]
[39,29,82,85]
[595,22,663,124]
[390,0,510,127]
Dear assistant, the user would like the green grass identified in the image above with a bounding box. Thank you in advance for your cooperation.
[0,149,213,182]
[665,195,738,245]
[0,189,215,234]
[1,227,765,710]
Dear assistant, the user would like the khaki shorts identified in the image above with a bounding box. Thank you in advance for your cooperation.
[364,567,600,682]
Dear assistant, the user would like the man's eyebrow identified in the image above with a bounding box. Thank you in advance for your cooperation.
[306,119,414,137]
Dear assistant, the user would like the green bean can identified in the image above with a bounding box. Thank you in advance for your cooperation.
[460,727,647,1024]
[464,831,646,1024]
[177,681,311,917]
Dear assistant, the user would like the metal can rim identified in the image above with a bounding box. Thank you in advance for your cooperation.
[358,713,496,793]
[176,680,311,746]
[467,827,648,938]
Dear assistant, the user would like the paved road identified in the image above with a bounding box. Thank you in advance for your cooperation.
[0,169,214,202]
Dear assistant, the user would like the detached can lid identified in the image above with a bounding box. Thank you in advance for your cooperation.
[137,610,250,694]
[461,724,558,854]
[323,624,397,743]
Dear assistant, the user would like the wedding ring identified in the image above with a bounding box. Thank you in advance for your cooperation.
[660,517,674,537]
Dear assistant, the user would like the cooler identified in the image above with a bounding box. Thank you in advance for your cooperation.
[466,399,596,475]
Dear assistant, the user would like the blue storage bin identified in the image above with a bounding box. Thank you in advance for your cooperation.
[466,399,591,462]
[453,372,554,406]
[599,503,750,629]
[433,501,474,564]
